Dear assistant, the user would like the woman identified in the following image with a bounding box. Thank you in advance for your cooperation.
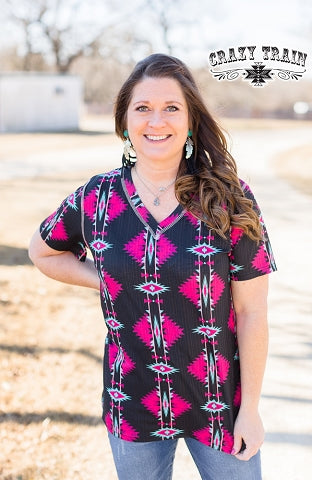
[29,53,276,480]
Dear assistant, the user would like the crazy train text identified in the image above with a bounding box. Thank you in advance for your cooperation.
[209,46,307,67]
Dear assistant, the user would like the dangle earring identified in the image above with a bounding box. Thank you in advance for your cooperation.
[123,129,137,164]
[185,129,194,159]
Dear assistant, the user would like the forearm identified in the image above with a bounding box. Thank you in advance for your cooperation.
[236,311,268,412]
[33,251,100,290]
[29,230,100,290]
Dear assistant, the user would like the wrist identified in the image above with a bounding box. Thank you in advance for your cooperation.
[239,385,262,413]
[239,399,260,414]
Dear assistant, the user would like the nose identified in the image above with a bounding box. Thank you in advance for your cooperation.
[147,110,166,128]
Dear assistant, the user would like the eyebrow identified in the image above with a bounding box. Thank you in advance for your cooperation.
[132,100,185,106]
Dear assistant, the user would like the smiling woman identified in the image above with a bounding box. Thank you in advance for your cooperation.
[124,76,190,221]
[127,76,189,165]
[29,53,276,480]
[114,54,264,240]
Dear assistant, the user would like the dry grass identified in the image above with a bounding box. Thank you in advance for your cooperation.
[0,173,116,480]
[273,143,312,196]
[224,117,312,196]
[0,116,311,479]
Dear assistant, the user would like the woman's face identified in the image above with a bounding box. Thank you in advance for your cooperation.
[126,76,189,167]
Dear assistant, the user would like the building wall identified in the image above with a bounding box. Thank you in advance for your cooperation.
[0,73,82,132]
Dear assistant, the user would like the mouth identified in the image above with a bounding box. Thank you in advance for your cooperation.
[144,134,171,141]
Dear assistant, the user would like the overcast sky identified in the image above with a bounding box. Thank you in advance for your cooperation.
[126,0,311,72]
[0,0,310,72]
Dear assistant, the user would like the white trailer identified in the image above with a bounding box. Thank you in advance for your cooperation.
[0,73,82,132]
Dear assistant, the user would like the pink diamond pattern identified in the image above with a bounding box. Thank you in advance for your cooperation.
[103,270,122,301]
[252,244,271,273]
[193,425,234,453]
[187,352,207,384]
[108,343,135,376]
[50,218,68,241]
[105,413,139,441]
[107,191,127,223]
[124,231,146,265]
[187,352,229,385]
[156,235,177,266]
[133,314,152,347]
[133,313,183,350]
[210,272,225,306]
[230,226,244,247]
[162,314,184,349]
[179,274,200,307]
[84,188,97,221]
[142,389,191,418]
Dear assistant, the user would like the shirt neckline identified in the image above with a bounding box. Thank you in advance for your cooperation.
[121,167,185,239]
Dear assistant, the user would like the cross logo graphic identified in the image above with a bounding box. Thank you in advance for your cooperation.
[244,63,273,86]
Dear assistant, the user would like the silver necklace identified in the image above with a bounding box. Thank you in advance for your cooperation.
[134,166,176,206]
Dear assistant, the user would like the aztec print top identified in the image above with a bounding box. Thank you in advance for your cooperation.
[40,166,276,453]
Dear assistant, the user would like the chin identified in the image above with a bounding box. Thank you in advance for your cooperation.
[141,150,183,165]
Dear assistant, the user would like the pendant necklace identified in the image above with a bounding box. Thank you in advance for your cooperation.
[134,166,176,206]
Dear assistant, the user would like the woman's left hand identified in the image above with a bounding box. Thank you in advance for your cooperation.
[231,408,265,461]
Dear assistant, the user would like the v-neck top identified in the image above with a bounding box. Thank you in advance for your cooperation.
[121,168,185,238]
[40,166,276,453]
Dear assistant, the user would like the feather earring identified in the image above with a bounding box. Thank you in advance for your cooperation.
[185,130,194,159]
[123,129,137,163]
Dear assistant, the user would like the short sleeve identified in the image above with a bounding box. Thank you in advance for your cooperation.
[229,182,277,281]
[40,184,87,262]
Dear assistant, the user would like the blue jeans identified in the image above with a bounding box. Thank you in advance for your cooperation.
[108,432,262,480]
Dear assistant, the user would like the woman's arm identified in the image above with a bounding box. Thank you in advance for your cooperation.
[230,274,269,461]
[29,229,100,291]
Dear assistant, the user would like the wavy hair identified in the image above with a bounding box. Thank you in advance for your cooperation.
[114,53,262,241]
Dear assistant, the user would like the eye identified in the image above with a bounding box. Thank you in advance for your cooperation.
[136,105,149,112]
[166,105,178,112]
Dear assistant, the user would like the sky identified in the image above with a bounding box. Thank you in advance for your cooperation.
[157,0,310,66]
[0,0,311,73]
[123,0,312,75]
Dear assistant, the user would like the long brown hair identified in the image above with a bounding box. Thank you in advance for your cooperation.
[114,53,262,241]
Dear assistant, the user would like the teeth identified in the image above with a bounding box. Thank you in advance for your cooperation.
[146,135,169,141]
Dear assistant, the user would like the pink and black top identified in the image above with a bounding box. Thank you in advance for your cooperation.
[40,166,276,453]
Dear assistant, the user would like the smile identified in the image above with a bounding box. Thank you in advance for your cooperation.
[145,135,170,141]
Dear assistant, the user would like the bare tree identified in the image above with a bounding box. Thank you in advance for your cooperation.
[3,0,146,72]
[143,0,198,56]
[143,0,178,54]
